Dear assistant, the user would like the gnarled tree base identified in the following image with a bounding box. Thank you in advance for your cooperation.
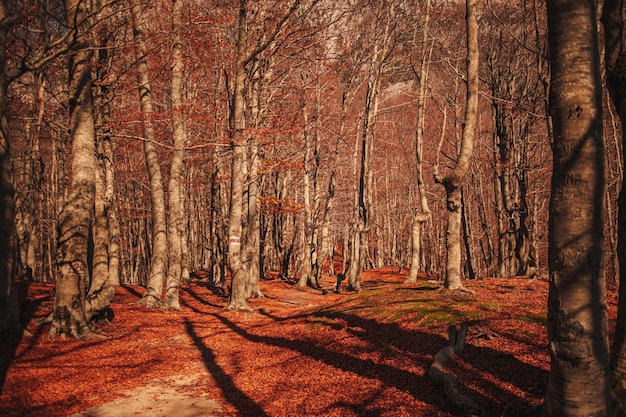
[48,306,103,340]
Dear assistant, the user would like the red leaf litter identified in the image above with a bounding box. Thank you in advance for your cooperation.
[0,268,618,417]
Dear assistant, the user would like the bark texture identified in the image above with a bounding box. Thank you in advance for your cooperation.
[164,0,187,311]
[435,0,478,290]
[131,0,168,308]
[544,1,609,415]
[50,0,98,339]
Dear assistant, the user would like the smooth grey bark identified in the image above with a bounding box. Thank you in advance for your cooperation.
[164,0,187,311]
[49,0,98,339]
[130,0,168,308]
[226,0,301,310]
[543,1,610,415]
[407,0,432,283]
[434,0,478,291]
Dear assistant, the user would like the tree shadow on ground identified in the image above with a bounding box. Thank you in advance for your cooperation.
[0,282,49,395]
[184,319,269,417]
[212,312,459,415]
[216,307,545,416]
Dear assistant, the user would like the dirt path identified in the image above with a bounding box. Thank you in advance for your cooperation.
[70,374,220,417]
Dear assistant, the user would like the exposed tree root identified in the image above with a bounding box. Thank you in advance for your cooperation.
[428,322,482,416]
[137,294,162,309]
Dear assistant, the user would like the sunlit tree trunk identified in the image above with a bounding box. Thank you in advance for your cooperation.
[407,0,432,283]
[210,146,227,287]
[543,1,609,415]
[226,0,301,309]
[226,1,251,310]
[164,0,187,311]
[244,136,264,297]
[50,0,98,339]
[131,0,168,308]
[434,0,478,291]
[87,18,120,319]
[297,88,317,288]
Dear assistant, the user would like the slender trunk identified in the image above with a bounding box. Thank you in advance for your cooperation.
[226,2,251,310]
[461,188,476,279]
[435,0,478,291]
[244,137,263,297]
[164,0,186,311]
[131,0,168,308]
[407,3,432,283]
[297,91,315,288]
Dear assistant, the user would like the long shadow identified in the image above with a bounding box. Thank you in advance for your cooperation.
[182,286,223,309]
[0,283,48,395]
[119,285,143,299]
[249,307,543,415]
[212,313,461,415]
[317,309,547,390]
[184,319,269,417]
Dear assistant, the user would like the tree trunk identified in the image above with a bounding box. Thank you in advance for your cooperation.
[407,2,432,283]
[15,74,44,281]
[244,137,264,298]
[0,1,19,332]
[164,0,186,311]
[435,0,478,291]
[226,2,251,310]
[461,188,476,279]
[49,0,98,339]
[297,89,317,288]
[131,0,168,308]
[544,1,609,415]
[346,74,379,292]
[226,0,300,309]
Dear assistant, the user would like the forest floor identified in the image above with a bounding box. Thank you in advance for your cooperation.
[0,267,619,417]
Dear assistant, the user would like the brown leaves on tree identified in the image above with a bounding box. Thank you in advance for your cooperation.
[1,268,616,416]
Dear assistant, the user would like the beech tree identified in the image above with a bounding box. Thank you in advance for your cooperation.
[343,0,397,292]
[130,0,169,308]
[543,0,609,414]
[0,0,82,332]
[226,0,304,310]
[406,0,432,284]
[433,0,478,291]
[164,0,187,311]
[50,0,106,338]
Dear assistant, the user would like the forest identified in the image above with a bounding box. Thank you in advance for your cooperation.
[0,0,624,416]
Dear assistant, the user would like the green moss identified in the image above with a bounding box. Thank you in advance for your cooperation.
[516,314,546,325]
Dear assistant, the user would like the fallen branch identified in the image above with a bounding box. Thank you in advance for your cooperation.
[428,322,482,416]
